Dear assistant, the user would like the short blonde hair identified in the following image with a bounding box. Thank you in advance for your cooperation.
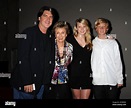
[94,18,109,30]
[52,21,70,35]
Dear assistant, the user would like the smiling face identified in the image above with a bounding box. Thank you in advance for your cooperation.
[94,18,110,37]
[38,10,53,30]
[76,22,88,36]
[55,27,67,43]
[96,22,108,36]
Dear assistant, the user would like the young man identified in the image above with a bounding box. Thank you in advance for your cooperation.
[91,18,123,99]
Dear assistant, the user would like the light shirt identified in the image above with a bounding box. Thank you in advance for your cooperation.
[91,37,123,86]
[51,41,73,84]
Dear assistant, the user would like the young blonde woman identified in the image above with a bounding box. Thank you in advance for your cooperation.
[67,18,93,99]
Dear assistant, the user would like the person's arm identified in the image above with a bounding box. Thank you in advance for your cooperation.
[18,29,33,86]
[114,42,123,87]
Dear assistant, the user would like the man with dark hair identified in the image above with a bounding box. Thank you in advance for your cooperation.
[10,6,56,99]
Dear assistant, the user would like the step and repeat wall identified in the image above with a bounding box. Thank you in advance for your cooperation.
[19,0,131,99]
[0,0,130,99]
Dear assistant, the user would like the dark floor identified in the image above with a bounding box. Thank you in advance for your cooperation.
[0,78,13,100]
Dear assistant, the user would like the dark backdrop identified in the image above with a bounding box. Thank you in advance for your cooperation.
[0,0,130,99]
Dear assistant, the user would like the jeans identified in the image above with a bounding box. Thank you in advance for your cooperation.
[13,85,44,99]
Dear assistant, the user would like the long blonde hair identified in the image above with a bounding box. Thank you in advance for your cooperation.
[73,18,92,50]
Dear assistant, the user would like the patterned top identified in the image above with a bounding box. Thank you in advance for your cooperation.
[51,40,73,84]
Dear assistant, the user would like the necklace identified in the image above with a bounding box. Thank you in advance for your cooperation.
[56,41,66,66]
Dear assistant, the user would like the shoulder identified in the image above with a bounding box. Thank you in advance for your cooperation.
[108,38,118,44]
[92,37,97,42]
[66,41,73,50]
[22,25,38,33]
[19,26,38,40]
[66,41,73,47]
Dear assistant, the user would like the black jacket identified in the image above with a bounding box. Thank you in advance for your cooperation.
[10,25,55,95]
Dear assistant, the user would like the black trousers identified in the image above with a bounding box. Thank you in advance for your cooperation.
[43,83,72,99]
[93,85,119,99]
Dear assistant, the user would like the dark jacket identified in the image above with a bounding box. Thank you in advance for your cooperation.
[10,25,55,95]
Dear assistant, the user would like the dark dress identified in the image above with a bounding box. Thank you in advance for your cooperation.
[67,35,92,89]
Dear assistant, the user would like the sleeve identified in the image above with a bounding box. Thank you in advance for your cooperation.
[114,42,123,84]
[17,28,33,85]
